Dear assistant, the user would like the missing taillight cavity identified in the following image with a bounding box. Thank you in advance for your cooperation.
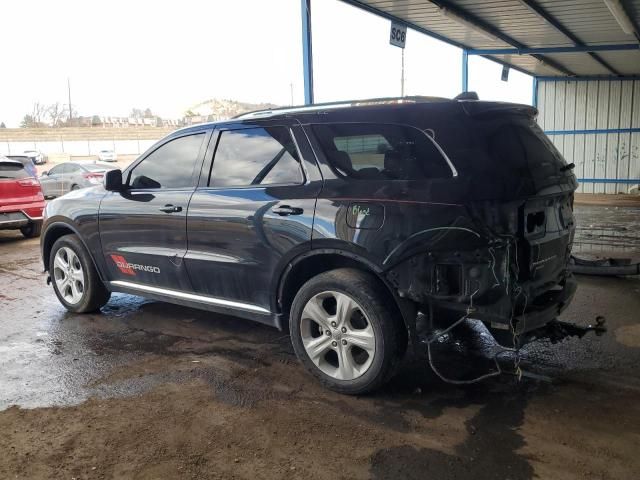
[526,211,545,234]
[435,264,462,296]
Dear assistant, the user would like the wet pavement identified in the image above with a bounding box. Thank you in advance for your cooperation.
[0,203,639,479]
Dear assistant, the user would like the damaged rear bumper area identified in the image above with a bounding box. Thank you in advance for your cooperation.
[385,194,581,347]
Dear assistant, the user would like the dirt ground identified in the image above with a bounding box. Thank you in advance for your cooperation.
[0,205,639,480]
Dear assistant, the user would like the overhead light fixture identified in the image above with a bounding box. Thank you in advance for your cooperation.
[603,0,635,35]
[440,7,500,43]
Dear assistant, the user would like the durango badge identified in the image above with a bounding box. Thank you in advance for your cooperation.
[110,254,160,275]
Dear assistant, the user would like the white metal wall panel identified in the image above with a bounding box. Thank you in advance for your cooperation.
[617,82,634,193]
[583,81,599,194]
[537,79,640,194]
[631,81,640,194]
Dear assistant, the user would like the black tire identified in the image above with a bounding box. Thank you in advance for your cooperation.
[49,234,111,313]
[289,268,406,395]
[20,221,42,238]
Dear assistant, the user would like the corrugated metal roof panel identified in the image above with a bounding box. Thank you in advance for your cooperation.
[350,0,640,76]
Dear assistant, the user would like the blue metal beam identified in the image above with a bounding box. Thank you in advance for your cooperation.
[536,75,640,82]
[468,44,639,55]
[301,0,314,105]
[461,50,468,92]
[430,0,575,76]
[532,77,538,107]
[545,127,640,135]
[338,1,534,81]
[519,0,622,75]
[577,179,640,184]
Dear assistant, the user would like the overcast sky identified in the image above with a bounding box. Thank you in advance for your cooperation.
[0,0,532,127]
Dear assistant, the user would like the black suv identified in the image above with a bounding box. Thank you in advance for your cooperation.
[41,97,578,394]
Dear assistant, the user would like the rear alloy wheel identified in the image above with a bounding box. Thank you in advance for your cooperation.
[300,291,376,380]
[49,234,110,313]
[290,268,405,394]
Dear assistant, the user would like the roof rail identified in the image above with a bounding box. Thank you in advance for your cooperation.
[234,95,451,119]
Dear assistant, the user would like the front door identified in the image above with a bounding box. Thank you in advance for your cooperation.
[99,130,210,291]
[185,122,322,312]
[40,164,64,198]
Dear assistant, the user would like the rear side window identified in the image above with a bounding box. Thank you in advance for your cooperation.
[209,127,303,188]
[0,162,29,179]
[129,133,204,189]
[312,123,452,180]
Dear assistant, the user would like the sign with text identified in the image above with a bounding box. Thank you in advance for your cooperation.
[389,22,407,48]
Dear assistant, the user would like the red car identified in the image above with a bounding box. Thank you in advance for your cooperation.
[0,156,45,238]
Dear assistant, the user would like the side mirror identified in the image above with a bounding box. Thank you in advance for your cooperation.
[104,169,123,191]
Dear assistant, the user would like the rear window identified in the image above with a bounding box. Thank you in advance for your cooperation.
[84,163,112,172]
[461,114,573,198]
[312,123,452,180]
[0,162,29,179]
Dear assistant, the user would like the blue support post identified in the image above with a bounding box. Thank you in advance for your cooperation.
[532,77,538,107]
[462,50,468,93]
[301,0,314,105]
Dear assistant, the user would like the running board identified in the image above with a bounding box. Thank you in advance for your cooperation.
[110,280,270,315]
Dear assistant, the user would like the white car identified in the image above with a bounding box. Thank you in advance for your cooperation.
[98,150,117,162]
[23,150,46,165]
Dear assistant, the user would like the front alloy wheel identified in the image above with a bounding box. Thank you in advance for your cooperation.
[49,234,111,313]
[53,247,85,304]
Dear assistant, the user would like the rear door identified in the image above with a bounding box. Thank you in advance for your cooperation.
[60,163,82,193]
[99,130,210,290]
[185,120,322,312]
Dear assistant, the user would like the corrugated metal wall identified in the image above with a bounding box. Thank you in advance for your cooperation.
[537,79,640,194]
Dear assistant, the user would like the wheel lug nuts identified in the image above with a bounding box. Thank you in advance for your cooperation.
[326,330,331,336]
[331,341,337,347]
[341,339,347,345]
[331,321,337,328]
[341,327,347,333]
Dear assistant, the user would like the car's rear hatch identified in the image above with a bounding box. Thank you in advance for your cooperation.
[458,103,578,293]
[0,160,45,218]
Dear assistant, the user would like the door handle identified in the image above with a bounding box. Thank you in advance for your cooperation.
[272,205,303,216]
[159,204,182,213]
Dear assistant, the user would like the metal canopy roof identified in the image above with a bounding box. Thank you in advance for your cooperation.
[342,0,640,77]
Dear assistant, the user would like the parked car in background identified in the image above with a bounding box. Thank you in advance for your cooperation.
[6,155,38,177]
[98,150,117,162]
[39,161,116,198]
[23,150,47,165]
[0,156,45,237]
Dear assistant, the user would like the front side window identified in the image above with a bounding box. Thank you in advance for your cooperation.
[312,123,452,180]
[210,127,303,188]
[129,133,205,189]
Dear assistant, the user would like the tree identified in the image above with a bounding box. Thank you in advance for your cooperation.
[143,108,153,118]
[20,103,47,127]
[0,122,6,128]
[47,102,67,127]
[91,115,102,126]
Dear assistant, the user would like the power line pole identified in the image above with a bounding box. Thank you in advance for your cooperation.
[67,77,73,121]
[400,48,405,97]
